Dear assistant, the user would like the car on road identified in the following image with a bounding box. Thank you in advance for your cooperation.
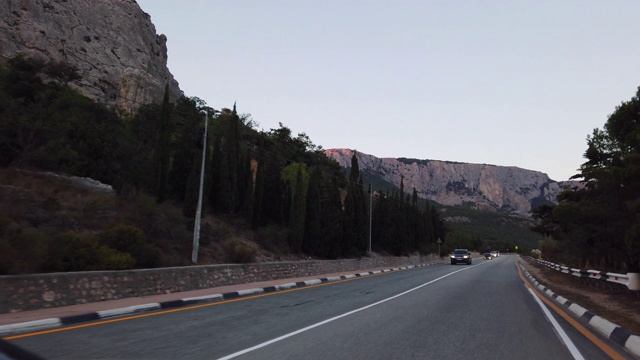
[490,251,499,258]
[483,253,493,260]
[451,249,472,265]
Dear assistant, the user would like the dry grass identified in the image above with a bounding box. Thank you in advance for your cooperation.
[0,167,309,273]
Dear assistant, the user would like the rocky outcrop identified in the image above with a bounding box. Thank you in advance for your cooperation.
[326,149,581,215]
[0,0,182,114]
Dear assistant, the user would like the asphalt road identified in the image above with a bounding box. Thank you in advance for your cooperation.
[7,256,632,359]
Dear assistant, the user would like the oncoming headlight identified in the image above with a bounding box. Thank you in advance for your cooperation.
[463,255,469,258]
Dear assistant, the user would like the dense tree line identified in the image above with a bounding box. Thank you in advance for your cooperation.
[532,86,640,273]
[0,55,448,267]
[371,182,446,256]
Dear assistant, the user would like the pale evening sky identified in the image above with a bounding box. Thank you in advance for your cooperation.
[136,0,640,181]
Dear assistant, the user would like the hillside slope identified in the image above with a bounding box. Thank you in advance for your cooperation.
[0,168,305,275]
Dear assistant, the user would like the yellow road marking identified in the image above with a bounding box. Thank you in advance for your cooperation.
[515,259,625,360]
[10,262,619,358]
[3,272,389,340]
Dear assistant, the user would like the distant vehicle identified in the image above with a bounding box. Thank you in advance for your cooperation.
[483,253,493,260]
[451,249,472,265]
[490,251,499,258]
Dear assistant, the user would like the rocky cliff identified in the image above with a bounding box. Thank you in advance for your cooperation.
[0,0,182,114]
[326,149,581,215]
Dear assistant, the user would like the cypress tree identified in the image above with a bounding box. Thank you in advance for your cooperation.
[240,153,254,219]
[184,107,212,227]
[155,84,171,202]
[342,153,367,256]
[251,160,265,228]
[228,103,240,212]
[424,200,436,243]
[210,113,229,212]
[357,174,368,252]
[303,166,322,255]
[285,163,308,252]
[168,97,201,202]
[322,166,346,258]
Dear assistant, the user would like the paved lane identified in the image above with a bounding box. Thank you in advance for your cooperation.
[8,256,626,359]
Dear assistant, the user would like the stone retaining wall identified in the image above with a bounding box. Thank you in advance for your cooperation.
[0,255,442,314]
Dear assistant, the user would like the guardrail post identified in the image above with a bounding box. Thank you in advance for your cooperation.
[627,273,640,291]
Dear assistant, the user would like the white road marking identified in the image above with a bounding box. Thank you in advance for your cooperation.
[217,266,476,360]
[527,288,585,360]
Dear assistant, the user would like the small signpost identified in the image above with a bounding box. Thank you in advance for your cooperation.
[437,238,442,257]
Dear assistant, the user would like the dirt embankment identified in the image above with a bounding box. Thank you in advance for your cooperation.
[519,257,640,336]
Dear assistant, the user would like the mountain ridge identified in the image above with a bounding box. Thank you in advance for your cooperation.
[325,148,580,215]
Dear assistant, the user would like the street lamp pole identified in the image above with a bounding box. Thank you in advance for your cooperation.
[368,183,372,255]
[192,110,209,264]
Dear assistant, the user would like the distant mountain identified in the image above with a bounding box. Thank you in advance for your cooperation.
[326,149,581,215]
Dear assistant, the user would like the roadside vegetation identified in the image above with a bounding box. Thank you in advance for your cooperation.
[531,87,640,273]
[5,54,635,275]
[437,204,542,254]
[0,55,448,274]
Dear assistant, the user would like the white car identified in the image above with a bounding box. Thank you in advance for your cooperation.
[490,251,499,258]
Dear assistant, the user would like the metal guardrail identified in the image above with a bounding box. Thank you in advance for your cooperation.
[529,258,640,291]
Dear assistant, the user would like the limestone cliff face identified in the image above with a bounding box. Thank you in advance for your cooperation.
[0,0,182,114]
[326,149,580,215]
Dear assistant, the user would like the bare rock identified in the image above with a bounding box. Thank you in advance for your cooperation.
[0,0,182,114]
[326,148,582,215]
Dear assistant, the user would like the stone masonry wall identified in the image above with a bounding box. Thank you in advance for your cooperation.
[0,255,442,314]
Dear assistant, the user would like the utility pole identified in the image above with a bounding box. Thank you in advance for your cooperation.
[192,110,209,264]
[368,183,372,255]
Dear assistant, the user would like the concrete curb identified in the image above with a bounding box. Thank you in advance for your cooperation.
[518,260,640,358]
[0,262,446,338]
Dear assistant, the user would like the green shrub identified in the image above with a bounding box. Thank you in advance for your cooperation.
[42,231,103,272]
[0,238,18,274]
[10,231,49,273]
[254,225,289,255]
[539,239,557,262]
[224,239,257,264]
[135,244,162,268]
[100,224,144,255]
[98,245,135,270]
[42,230,140,272]
[133,193,159,219]
[0,213,11,234]
[99,224,162,268]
